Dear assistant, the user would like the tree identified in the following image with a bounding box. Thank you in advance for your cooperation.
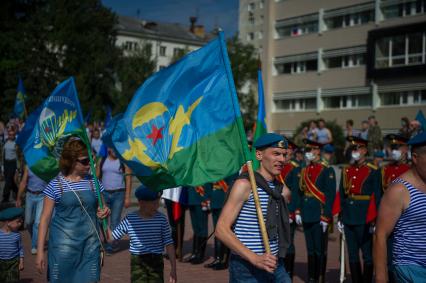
[115,42,156,111]
[0,0,120,121]
[226,36,258,131]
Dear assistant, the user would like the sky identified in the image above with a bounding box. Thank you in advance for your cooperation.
[102,0,239,38]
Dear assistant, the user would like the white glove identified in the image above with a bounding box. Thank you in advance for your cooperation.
[320,221,328,233]
[369,224,376,234]
[289,217,294,224]
[295,214,302,225]
[337,221,344,233]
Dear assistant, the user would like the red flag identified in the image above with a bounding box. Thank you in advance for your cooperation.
[366,193,377,223]
[332,191,341,216]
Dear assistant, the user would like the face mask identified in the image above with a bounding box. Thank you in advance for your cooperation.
[392,150,402,161]
[351,151,361,161]
[305,152,315,161]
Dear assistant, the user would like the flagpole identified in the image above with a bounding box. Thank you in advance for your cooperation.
[218,31,271,253]
[70,78,108,237]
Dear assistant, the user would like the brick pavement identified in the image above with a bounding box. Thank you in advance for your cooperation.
[18,205,347,283]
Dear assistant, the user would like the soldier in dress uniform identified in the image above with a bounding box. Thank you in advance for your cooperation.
[382,134,410,283]
[298,139,336,283]
[337,136,382,283]
[204,175,238,270]
[279,139,301,280]
[183,185,210,264]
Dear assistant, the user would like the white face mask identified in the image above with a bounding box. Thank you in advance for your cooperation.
[305,152,315,161]
[392,150,402,161]
[351,151,361,161]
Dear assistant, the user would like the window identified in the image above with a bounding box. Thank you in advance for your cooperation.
[258,31,263,39]
[381,0,426,20]
[276,14,319,38]
[247,32,255,41]
[173,47,184,57]
[325,54,365,69]
[375,32,426,69]
[259,0,264,9]
[275,52,318,74]
[123,41,138,51]
[249,12,255,25]
[325,10,373,30]
[248,2,255,12]
[323,94,371,109]
[275,98,316,111]
[160,46,166,56]
[381,90,426,106]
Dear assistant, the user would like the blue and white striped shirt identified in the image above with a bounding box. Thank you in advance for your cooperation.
[392,178,426,267]
[112,211,173,255]
[233,182,279,256]
[0,230,24,259]
[43,175,104,203]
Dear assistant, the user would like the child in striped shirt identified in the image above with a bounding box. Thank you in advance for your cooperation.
[0,207,24,283]
[110,185,176,283]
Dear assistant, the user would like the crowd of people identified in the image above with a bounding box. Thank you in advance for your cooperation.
[1,114,426,283]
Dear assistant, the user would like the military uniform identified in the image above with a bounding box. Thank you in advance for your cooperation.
[184,185,210,264]
[279,140,301,280]
[339,136,382,283]
[205,175,237,270]
[382,134,410,283]
[299,139,336,283]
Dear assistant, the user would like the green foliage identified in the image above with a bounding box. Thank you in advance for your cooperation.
[0,0,120,121]
[226,36,258,131]
[294,119,346,163]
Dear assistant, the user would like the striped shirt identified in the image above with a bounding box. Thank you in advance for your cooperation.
[392,178,426,267]
[0,230,24,259]
[233,182,279,256]
[43,175,104,203]
[112,211,173,255]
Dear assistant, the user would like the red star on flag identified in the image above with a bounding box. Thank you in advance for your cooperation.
[147,125,164,145]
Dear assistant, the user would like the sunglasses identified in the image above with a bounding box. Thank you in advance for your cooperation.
[76,157,90,166]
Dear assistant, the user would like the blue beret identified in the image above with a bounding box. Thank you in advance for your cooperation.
[254,133,288,149]
[374,151,385,158]
[408,132,426,147]
[135,184,162,201]
[0,207,24,221]
[323,144,335,153]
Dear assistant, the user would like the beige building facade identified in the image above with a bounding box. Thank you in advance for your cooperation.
[239,0,266,51]
[261,0,426,136]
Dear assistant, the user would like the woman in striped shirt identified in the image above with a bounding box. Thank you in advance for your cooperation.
[35,138,110,283]
[375,132,426,283]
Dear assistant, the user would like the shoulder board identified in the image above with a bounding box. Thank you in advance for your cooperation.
[290,160,299,168]
[367,163,378,170]
[320,160,329,168]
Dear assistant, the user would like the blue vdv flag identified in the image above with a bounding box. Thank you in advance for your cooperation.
[103,32,248,190]
[16,77,87,181]
[14,78,27,119]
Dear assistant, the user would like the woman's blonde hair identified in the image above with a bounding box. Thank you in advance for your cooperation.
[59,138,87,176]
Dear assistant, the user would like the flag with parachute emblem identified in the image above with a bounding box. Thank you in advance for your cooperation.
[14,77,27,119]
[103,32,249,191]
[16,77,87,181]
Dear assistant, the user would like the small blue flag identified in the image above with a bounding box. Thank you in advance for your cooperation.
[13,78,27,119]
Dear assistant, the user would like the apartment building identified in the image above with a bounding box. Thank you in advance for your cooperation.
[116,15,208,72]
[262,0,426,136]
[239,0,266,51]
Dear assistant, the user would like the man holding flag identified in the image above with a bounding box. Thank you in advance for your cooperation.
[216,133,291,283]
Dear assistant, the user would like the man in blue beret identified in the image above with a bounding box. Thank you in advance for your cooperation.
[0,207,24,282]
[109,185,177,282]
[216,133,292,283]
[375,132,426,283]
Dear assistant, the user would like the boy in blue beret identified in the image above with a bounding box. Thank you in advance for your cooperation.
[0,207,24,282]
[109,185,176,283]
